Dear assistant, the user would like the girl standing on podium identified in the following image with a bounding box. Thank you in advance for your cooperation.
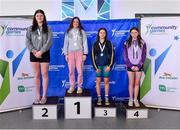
[123,27,147,107]
[63,17,88,94]
[92,28,114,105]
[26,9,53,104]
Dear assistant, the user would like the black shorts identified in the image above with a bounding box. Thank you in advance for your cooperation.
[127,65,143,72]
[30,51,50,63]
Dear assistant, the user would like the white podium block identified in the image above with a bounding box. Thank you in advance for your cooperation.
[122,101,148,119]
[95,103,116,117]
[65,89,92,119]
[33,97,59,120]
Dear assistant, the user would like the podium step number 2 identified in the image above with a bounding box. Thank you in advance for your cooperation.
[33,105,57,119]
[33,97,58,120]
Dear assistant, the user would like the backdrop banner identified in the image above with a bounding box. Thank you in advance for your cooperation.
[0,18,35,112]
[141,17,180,110]
[48,19,140,100]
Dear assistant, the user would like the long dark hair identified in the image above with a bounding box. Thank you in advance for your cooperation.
[126,27,143,48]
[67,17,84,35]
[97,28,108,43]
[32,9,48,33]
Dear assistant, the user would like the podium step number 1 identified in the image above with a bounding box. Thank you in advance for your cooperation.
[65,89,92,119]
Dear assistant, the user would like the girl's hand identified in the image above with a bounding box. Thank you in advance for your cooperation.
[83,55,86,61]
[65,55,68,61]
[105,66,110,72]
[131,66,136,71]
[134,66,139,71]
[96,69,101,73]
[32,50,38,56]
[35,51,42,58]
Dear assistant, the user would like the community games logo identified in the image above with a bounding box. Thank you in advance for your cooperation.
[145,24,177,35]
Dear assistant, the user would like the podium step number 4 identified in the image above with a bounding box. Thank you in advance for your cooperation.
[126,109,148,119]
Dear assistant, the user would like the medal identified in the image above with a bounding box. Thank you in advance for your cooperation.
[74,42,77,46]
[73,29,78,41]
[37,29,41,40]
[99,42,105,57]
[38,36,41,40]
[133,41,139,59]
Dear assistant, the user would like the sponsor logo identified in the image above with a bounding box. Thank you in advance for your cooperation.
[86,31,97,37]
[112,29,129,37]
[62,80,71,88]
[17,73,34,80]
[0,25,8,36]
[145,24,177,35]
[18,85,25,92]
[159,72,178,80]
[83,65,94,71]
[52,31,64,38]
[113,63,126,71]
[0,24,27,36]
[49,65,65,71]
[159,84,177,92]
[17,85,33,92]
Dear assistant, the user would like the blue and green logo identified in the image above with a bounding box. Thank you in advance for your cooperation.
[0,60,10,105]
[0,48,27,104]
[140,35,179,99]
[0,25,8,36]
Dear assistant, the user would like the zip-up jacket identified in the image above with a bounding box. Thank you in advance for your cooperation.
[92,40,114,70]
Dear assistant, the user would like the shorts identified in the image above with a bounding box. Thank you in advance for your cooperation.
[127,65,143,72]
[96,66,110,77]
[30,51,50,63]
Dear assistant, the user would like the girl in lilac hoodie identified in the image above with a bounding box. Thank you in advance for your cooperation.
[123,27,146,107]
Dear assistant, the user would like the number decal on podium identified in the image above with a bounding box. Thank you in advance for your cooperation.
[33,105,57,119]
[65,97,92,119]
[74,102,80,114]
[95,108,116,117]
[134,111,139,117]
[104,110,108,116]
[42,108,48,117]
[126,109,148,119]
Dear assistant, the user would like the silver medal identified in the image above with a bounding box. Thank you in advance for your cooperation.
[74,42,77,46]
[38,36,41,40]
[37,29,41,40]
[99,42,105,57]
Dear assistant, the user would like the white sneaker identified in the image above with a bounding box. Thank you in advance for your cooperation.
[77,87,83,94]
[128,99,133,107]
[97,97,102,106]
[67,87,75,94]
[105,97,110,106]
[134,99,140,107]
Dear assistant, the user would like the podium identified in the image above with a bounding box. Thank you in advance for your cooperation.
[32,97,59,120]
[64,89,92,119]
[122,101,148,119]
[94,102,117,117]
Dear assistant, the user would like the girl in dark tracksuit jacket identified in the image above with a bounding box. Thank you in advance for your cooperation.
[92,28,114,106]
